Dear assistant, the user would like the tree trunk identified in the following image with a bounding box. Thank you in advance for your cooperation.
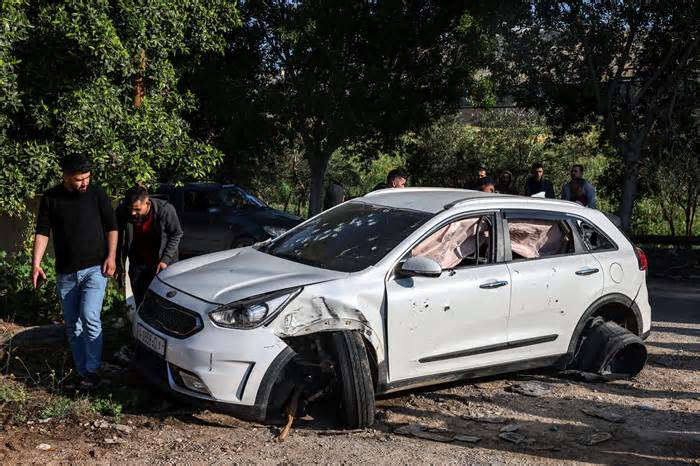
[308,155,329,217]
[619,155,641,232]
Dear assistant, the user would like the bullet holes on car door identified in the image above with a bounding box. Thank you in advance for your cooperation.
[503,211,604,358]
[386,213,512,381]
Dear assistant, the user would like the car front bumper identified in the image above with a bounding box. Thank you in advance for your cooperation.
[131,277,293,421]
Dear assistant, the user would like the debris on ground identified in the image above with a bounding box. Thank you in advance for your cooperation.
[35,444,51,451]
[393,424,454,442]
[583,432,613,446]
[453,435,481,443]
[499,432,526,444]
[461,415,506,423]
[507,381,554,397]
[500,423,521,432]
[581,407,626,423]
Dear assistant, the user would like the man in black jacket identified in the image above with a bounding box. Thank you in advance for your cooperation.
[116,185,183,306]
[524,162,555,198]
[32,155,118,389]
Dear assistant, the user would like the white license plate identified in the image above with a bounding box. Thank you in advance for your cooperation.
[137,325,166,357]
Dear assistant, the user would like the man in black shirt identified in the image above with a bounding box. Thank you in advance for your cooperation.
[524,162,555,198]
[371,168,408,191]
[32,155,118,389]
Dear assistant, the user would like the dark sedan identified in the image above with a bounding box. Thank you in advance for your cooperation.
[156,183,302,257]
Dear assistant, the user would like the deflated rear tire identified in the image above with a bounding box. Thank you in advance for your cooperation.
[331,331,375,428]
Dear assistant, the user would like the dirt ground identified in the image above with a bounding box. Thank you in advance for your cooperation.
[1,278,698,465]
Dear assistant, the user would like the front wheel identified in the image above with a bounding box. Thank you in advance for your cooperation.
[331,331,375,428]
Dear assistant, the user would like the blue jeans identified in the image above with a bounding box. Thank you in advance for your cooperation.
[56,265,108,376]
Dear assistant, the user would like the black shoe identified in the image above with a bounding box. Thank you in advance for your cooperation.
[79,372,101,391]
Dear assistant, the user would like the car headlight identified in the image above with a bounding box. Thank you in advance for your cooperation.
[209,288,301,329]
[263,225,287,237]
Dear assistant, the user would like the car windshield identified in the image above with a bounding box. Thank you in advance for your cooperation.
[262,201,432,272]
[218,187,267,209]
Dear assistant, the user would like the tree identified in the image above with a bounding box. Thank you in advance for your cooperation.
[0,0,240,217]
[228,1,486,215]
[492,1,699,230]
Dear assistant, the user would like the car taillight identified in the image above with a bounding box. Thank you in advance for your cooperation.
[634,246,647,271]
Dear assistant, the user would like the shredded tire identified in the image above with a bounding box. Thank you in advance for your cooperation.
[331,331,375,428]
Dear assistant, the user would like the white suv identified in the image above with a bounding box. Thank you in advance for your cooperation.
[132,188,651,427]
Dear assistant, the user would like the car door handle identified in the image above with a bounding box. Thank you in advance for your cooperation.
[575,267,600,276]
[479,280,509,289]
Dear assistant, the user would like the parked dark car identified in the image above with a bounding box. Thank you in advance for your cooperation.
[155,183,302,257]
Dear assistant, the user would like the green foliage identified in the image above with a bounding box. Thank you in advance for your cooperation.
[405,110,610,194]
[0,249,125,325]
[0,379,27,403]
[0,0,240,216]
[39,394,73,419]
[91,394,122,419]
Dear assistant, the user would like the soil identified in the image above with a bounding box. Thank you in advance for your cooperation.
[1,279,698,465]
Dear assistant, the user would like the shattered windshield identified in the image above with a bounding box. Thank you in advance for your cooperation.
[262,201,432,272]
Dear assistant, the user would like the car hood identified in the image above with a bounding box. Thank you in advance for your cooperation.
[157,247,345,305]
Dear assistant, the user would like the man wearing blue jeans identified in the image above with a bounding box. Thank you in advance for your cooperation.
[32,155,118,390]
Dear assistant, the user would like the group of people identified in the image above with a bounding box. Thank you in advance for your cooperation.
[32,155,183,390]
[370,163,597,208]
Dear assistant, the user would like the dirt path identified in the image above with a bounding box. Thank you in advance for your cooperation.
[1,279,698,464]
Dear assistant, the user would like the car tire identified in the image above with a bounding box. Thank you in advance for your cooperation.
[331,331,375,428]
[232,236,255,249]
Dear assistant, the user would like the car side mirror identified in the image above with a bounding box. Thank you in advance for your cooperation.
[398,256,442,278]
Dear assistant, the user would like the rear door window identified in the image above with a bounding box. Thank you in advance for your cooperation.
[506,214,574,260]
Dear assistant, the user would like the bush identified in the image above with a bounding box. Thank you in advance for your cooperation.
[0,250,126,326]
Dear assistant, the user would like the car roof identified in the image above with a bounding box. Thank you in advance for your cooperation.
[361,187,584,214]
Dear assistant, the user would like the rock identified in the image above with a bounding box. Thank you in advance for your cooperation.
[114,424,133,434]
[583,432,613,446]
[454,435,481,443]
[38,418,52,423]
[94,419,110,429]
[499,432,526,444]
[508,381,554,397]
[581,407,626,423]
[104,437,126,444]
[500,423,521,433]
[36,444,51,451]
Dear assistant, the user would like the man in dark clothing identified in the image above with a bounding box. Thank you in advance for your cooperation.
[323,179,345,210]
[32,155,118,389]
[524,162,555,198]
[116,186,183,306]
[372,168,408,191]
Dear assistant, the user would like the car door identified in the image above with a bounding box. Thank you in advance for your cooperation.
[503,210,604,359]
[385,213,512,382]
[179,189,229,255]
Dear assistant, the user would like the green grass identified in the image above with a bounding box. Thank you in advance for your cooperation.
[91,395,123,419]
[0,380,28,403]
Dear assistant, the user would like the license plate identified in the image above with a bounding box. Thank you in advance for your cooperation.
[137,325,166,357]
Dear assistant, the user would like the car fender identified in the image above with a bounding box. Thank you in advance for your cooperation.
[269,295,383,363]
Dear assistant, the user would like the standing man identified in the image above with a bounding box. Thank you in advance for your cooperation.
[32,155,117,389]
[116,185,183,307]
[562,164,597,208]
[372,168,408,191]
[524,162,555,198]
[477,177,496,193]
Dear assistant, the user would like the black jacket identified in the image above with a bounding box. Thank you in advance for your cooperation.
[116,198,183,271]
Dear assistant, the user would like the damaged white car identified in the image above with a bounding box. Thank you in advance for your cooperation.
[132,188,651,428]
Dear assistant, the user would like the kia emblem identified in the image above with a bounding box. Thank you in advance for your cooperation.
[166,291,177,298]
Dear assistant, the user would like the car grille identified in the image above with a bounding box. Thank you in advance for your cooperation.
[138,291,202,339]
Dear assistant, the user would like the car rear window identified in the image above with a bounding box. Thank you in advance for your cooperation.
[262,201,432,272]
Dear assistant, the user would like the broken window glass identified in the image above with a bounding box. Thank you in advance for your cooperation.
[575,219,615,251]
[262,201,431,272]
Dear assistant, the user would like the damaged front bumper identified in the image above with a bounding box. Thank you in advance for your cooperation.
[131,279,294,422]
